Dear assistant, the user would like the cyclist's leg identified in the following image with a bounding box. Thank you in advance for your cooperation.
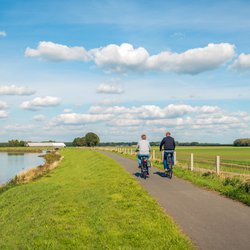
[163,152,168,170]
[170,152,174,166]
[137,154,142,167]
[145,154,150,174]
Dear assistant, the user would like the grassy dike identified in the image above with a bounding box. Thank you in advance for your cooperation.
[0,148,193,249]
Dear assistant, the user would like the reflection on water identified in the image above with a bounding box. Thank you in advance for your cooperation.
[0,152,44,185]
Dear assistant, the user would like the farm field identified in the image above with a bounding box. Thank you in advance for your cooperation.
[172,146,249,174]
[0,148,193,249]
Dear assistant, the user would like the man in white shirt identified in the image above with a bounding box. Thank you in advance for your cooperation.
[136,134,150,171]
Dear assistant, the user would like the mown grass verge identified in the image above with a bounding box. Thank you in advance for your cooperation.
[0,148,193,249]
[112,151,250,206]
[173,167,250,206]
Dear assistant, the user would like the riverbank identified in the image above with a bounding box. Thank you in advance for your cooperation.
[0,148,193,249]
[0,151,62,193]
[0,146,54,153]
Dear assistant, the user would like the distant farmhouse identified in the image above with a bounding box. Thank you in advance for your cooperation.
[27,142,66,147]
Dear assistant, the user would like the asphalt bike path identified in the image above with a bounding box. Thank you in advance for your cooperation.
[101,151,250,250]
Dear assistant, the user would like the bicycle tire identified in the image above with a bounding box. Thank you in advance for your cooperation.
[167,154,173,179]
[168,164,172,179]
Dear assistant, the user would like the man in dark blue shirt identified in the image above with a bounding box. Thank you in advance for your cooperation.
[160,132,175,171]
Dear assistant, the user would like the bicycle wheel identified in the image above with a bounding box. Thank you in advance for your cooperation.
[167,154,173,179]
[168,164,172,179]
[141,165,146,179]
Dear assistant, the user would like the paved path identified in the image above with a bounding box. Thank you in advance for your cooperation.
[102,152,250,250]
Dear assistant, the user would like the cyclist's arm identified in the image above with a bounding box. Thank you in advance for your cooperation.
[159,138,165,151]
[135,142,140,152]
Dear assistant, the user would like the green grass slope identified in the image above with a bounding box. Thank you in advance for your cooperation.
[0,148,193,249]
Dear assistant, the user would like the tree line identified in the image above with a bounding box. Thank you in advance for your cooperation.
[233,138,250,146]
[72,132,100,147]
[1,136,249,147]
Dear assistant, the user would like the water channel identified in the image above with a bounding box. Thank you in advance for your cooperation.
[0,152,44,185]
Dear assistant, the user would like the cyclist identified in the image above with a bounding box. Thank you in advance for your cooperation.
[136,134,150,174]
[160,132,175,172]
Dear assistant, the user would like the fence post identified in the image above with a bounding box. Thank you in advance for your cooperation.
[174,151,177,164]
[190,153,194,171]
[162,151,164,161]
[152,150,155,160]
[130,148,133,155]
[216,156,220,175]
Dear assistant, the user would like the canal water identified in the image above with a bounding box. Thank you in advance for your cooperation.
[0,152,44,185]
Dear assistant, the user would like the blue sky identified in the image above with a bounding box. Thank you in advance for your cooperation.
[0,0,250,143]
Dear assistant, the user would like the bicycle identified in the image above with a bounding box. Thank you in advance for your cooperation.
[140,156,149,179]
[165,153,173,179]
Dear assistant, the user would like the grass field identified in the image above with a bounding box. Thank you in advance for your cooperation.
[172,146,250,174]
[0,148,193,249]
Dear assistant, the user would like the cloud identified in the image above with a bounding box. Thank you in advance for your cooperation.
[33,114,46,121]
[87,103,248,132]
[146,43,236,74]
[0,101,8,109]
[89,104,220,119]
[0,31,6,37]
[25,41,89,61]
[26,42,235,74]
[97,83,124,94]
[53,113,113,125]
[4,124,36,132]
[94,98,121,106]
[0,110,8,118]
[230,53,250,71]
[90,43,149,72]
[20,96,61,110]
[0,85,35,95]
[63,109,72,113]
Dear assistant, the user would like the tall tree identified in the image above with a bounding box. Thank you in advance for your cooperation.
[72,137,86,146]
[85,132,100,147]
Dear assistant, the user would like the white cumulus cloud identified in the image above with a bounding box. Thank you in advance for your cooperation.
[20,96,61,110]
[25,41,236,74]
[33,114,46,121]
[0,101,8,109]
[0,110,8,118]
[53,113,113,125]
[25,41,90,62]
[89,104,221,119]
[0,31,6,37]
[90,43,149,72]
[231,53,250,71]
[97,83,124,94]
[63,109,72,113]
[146,43,235,74]
[5,124,35,132]
[0,85,35,95]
